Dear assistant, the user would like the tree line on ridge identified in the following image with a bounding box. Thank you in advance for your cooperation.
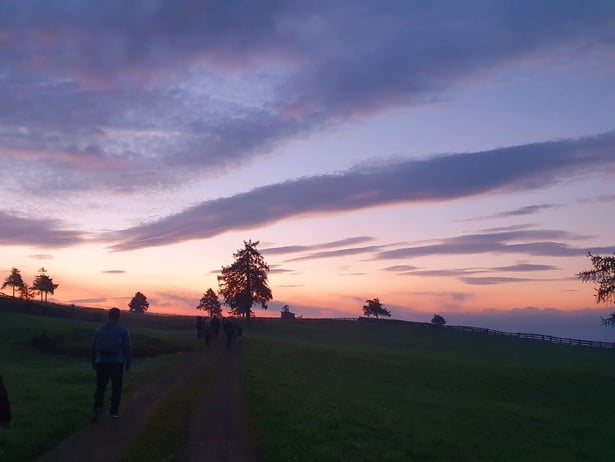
[2,246,614,327]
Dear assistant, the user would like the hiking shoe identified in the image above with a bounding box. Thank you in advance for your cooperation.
[92,407,102,422]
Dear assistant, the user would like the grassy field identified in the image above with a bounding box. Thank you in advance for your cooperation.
[243,319,615,462]
[2,299,615,461]
[0,302,196,461]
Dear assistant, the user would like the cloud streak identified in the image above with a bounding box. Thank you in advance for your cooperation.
[384,261,561,286]
[376,227,611,260]
[460,204,563,222]
[109,132,615,250]
[262,236,375,255]
[460,276,541,286]
[388,264,557,277]
[0,212,87,248]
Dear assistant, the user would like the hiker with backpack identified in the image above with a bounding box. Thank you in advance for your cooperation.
[211,315,220,338]
[223,317,236,349]
[204,319,213,348]
[91,307,132,421]
[196,316,205,339]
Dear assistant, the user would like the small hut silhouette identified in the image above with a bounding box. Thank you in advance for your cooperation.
[280,305,295,320]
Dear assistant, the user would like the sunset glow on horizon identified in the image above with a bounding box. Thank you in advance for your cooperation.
[1,1,614,341]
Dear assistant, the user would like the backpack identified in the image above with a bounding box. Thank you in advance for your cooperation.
[96,324,122,354]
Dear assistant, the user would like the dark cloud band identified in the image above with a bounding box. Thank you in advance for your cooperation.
[109,131,615,250]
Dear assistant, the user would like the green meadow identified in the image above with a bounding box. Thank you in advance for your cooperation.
[244,319,615,462]
[1,299,615,461]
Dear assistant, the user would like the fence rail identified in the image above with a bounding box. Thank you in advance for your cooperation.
[448,325,615,349]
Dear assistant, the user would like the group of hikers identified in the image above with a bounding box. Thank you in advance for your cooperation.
[195,315,243,349]
[91,308,243,423]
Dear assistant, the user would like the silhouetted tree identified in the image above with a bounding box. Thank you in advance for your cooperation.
[2,268,25,297]
[32,272,59,302]
[18,282,35,300]
[431,314,446,326]
[578,252,615,327]
[128,291,149,313]
[197,288,222,317]
[218,240,272,318]
[362,297,391,319]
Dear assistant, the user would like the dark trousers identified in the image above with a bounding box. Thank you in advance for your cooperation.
[94,363,124,414]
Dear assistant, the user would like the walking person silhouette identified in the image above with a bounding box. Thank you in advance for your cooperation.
[0,375,11,429]
[91,308,132,421]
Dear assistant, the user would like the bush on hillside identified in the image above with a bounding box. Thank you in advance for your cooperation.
[30,333,191,358]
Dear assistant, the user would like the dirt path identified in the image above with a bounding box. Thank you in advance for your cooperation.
[185,339,256,462]
[36,337,256,462]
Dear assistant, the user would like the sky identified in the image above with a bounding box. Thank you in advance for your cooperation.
[1,1,614,340]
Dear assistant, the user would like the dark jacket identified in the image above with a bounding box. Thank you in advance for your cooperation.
[0,375,11,427]
[91,321,132,369]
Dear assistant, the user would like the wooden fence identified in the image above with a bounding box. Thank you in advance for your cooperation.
[447,325,615,349]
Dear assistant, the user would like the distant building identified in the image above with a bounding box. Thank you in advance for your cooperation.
[281,305,295,320]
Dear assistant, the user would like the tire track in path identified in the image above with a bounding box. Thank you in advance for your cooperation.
[185,340,257,462]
